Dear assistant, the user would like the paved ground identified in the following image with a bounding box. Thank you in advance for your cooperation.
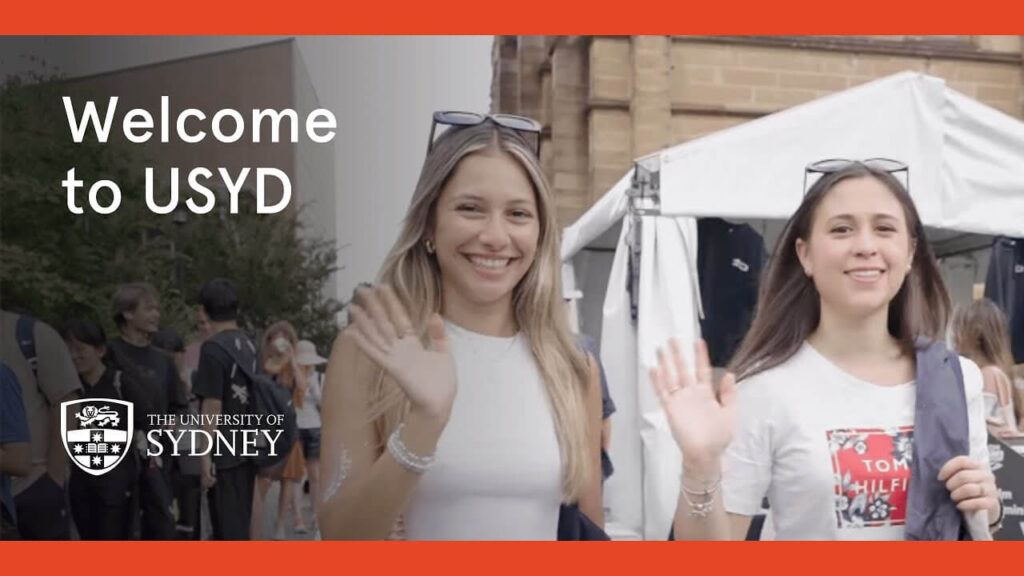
[198,479,319,541]
[256,479,319,541]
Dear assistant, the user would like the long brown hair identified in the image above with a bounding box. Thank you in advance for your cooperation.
[368,122,592,500]
[729,164,951,381]
[952,298,1020,422]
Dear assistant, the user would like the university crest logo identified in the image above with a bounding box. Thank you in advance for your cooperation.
[61,398,133,477]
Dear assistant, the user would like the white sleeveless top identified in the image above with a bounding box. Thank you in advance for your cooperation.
[403,321,562,540]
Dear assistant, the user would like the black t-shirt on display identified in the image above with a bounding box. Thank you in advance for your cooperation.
[985,237,1024,363]
[697,218,766,368]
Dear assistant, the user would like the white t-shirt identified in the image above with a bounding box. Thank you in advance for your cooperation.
[295,371,323,430]
[402,321,562,540]
[723,342,990,540]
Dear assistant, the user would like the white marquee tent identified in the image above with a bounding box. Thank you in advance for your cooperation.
[560,72,1024,540]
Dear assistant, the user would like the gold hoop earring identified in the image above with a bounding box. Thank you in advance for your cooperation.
[425,239,435,254]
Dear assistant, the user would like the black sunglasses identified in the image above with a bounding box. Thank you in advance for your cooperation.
[803,158,910,195]
[427,111,542,157]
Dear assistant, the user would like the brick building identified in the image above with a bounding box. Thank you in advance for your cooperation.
[491,36,1024,228]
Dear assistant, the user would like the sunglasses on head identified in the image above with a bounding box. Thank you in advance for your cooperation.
[803,158,910,195]
[427,111,542,157]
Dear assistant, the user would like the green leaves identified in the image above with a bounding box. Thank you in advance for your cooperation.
[1,74,343,350]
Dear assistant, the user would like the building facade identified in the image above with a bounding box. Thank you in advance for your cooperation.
[491,35,1024,227]
[67,39,338,298]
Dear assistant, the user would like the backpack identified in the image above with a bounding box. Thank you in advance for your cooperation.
[14,315,43,404]
[208,332,297,469]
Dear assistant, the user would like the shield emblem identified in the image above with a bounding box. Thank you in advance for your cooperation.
[61,398,133,477]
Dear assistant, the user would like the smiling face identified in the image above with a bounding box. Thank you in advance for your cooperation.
[124,294,161,335]
[796,175,915,321]
[428,146,541,312]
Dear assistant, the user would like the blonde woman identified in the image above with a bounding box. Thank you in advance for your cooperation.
[318,112,604,540]
[252,321,307,540]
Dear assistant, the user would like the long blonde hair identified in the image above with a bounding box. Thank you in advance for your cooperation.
[368,122,591,500]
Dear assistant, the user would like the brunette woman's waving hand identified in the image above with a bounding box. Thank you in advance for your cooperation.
[650,338,750,540]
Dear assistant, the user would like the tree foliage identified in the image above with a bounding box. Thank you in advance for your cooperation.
[1,73,343,351]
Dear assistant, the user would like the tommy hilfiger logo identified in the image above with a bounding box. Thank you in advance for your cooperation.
[61,398,133,477]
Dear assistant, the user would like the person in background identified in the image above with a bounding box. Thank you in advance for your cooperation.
[952,299,1022,437]
[576,333,615,484]
[152,326,202,539]
[2,310,82,540]
[292,339,326,537]
[565,298,615,484]
[253,321,306,540]
[183,306,214,391]
[108,283,183,539]
[61,319,140,540]
[193,278,258,540]
[1,363,31,539]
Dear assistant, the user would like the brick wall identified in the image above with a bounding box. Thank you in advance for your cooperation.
[550,38,589,227]
[671,39,1022,118]
[493,35,1024,227]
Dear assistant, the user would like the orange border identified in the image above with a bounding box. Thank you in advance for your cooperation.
[4,2,1024,571]
[3,541,1024,574]
[3,0,1024,34]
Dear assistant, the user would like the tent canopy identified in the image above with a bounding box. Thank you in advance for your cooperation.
[560,71,1024,541]
[564,71,1024,262]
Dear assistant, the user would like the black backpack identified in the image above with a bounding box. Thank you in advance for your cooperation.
[15,315,43,402]
[208,332,297,469]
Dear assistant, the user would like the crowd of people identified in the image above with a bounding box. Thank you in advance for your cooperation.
[1,279,327,540]
[2,110,1022,541]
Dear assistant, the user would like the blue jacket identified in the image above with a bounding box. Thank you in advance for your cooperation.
[664,338,973,541]
[905,339,970,541]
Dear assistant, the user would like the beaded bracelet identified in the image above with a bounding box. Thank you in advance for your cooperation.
[387,422,436,474]
[680,475,722,518]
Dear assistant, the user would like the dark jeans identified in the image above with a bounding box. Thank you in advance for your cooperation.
[69,475,135,540]
[171,464,201,540]
[139,464,176,540]
[14,473,71,540]
[207,463,256,540]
